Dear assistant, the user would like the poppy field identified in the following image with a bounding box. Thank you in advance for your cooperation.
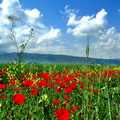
[0,64,120,120]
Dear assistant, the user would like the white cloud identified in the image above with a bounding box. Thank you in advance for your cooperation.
[63,6,120,58]
[94,27,120,50]
[91,27,120,58]
[37,27,61,44]
[24,9,45,28]
[65,6,107,37]
[0,0,26,25]
[0,0,61,53]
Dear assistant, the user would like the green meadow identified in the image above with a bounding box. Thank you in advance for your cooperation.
[0,64,120,120]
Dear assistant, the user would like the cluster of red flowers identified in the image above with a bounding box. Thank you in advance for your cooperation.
[0,68,119,120]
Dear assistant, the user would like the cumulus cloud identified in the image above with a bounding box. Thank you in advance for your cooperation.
[93,27,120,51]
[37,27,61,44]
[65,6,107,37]
[63,6,120,58]
[0,0,61,53]
[0,0,26,25]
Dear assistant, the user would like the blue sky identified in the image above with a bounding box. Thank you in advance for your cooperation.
[0,0,120,58]
[20,0,120,30]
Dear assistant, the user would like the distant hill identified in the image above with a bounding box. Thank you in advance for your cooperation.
[0,53,120,65]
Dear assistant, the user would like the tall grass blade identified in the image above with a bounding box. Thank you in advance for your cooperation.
[86,35,89,65]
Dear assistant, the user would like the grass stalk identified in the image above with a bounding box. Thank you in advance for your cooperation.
[107,82,112,120]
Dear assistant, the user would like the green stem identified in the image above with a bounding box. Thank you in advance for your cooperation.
[107,83,112,120]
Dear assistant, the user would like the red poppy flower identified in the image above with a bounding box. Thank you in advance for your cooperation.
[93,89,99,93]
[19,77,27,81]
[64,96,71,101]
[62,102,68,107]
[55,78,62,84]
[21,80,34,87]
[30,90,39,95]
[87,74,91,79]
[54,108,70,120]
[88,89,92,92]
[54,87,61,92]
[0,95,6,99]
[12,94,26,105]
[77,81,84,84]
[71,106,78,112]
[36,80,46,87]
[60,83,66,87]
[0,84,6,90]
[63,78,71,83]
[53,100,60,105]
[41,72,50,80]
[25,73,30,77]
[87,84,91,87]
[45,83,54,88]
[80,85,84,89]
[92,79,96,82]
[68,84,76,89]
[63,87,72,94]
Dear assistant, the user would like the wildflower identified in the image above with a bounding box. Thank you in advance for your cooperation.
[53,100,60,105]
[88,89,92,92]
[92,79,96,82]
[36,80,46,87]
[71,106,78,112]
[63,87,72,94]
[64,96,71,101]
[45,83,54,88]
[0,84,7,90]
[93,89,99,93]
[21,80,34,87]
[0,79,2,82]
[0,95,6,99]
[68,84,76,89]
[63,77,71,83]
[19,77,27,81]
[54,87,61,92]
[54,108,70,120]
[41,94,48,101]
[55,78,62,84]
[12,94,26,105]
[60,83,66,87]
[87,84,91,87]
[30,90,39,95]
[31,85,37,89]
[41,72,50,80]
[62,102,68,107]
[77,81,84,84]
[71,81,77,84]
[87,74,91,79]
[80,85,84,89]
[0,71,6,75]
[25,73,30,77]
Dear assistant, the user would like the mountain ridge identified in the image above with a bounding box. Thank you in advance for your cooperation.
[0,52,120,65]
